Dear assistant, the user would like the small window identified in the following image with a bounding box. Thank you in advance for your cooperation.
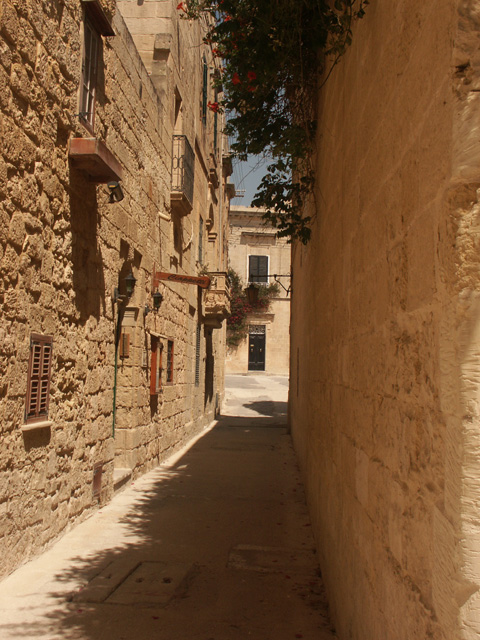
[248,255,268,283]
[25,334,53,424]
[195,325,201,387]
[150,336,163,396]
[167,340,174,383]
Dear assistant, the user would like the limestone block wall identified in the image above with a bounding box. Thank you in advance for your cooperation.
[290,2,480,639]
[0,0,228,579]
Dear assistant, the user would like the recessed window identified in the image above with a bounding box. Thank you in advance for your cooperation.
[248,255,268,284]
[25,334,53,424]
[79,15,101,132]
[167,340,174,383]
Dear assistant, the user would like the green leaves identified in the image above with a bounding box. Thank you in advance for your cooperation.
[184,0,367,244]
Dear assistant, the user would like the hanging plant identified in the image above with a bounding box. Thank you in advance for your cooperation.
[181,0,368,244]
[226,268,279,347]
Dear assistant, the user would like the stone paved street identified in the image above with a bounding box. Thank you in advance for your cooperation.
[0,375,336,640]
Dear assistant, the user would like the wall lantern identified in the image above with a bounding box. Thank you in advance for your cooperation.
[125,271,136,296]
[152,290,164,310]
[113,270,136,304]
[246,283,259,305]
[107,180,124,203]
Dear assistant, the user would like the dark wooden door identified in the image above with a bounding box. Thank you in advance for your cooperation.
[248,333,266,371]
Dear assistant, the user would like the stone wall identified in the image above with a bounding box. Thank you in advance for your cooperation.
[290,2,480,638]
[0,0,230,579]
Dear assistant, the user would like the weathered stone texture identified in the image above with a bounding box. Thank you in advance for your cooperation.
[0,0,229,579]
[291,2,480,639]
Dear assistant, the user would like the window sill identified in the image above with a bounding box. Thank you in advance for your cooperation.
[21,420,53,432]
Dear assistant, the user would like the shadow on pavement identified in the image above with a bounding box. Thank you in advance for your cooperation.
[242,400,288,417]
[0,416,336,640]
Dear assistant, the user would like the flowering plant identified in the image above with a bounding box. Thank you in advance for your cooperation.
[226,268,280,347]
[181,0,368,244]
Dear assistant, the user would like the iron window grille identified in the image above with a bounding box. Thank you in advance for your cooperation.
[172,135,195,207]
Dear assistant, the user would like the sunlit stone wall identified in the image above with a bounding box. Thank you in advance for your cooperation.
[290,2,480,638]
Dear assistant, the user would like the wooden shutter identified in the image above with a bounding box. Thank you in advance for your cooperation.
[80,17,100,131]
[26,334,53,424]
[249,255,268,283]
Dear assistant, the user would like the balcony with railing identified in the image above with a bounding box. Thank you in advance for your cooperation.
[203,272,231,328]
[171,134,195,216]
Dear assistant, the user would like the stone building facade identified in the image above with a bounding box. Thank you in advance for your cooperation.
[290,3,480,640]
[226,205,290,375]
[0,0,231,578]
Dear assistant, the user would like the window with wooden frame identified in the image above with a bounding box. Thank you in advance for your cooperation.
[248,255,269,284]
[78,1,115,132]
[79,15,100,132]
[166,340,174,383]
[150,336,163,396]
[25,334,53,425]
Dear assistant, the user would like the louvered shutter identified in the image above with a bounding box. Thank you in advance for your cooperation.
[249,255,268,283]
[26,335,53,423]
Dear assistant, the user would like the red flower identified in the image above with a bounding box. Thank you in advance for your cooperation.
[247,71,257,81]
[176,2,186,10]
[247,85,256,92]
[232,72,241,85]
[207,101,220,113]
[224,14,232,21]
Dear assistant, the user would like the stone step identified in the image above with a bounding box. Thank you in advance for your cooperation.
[113,468,132,494]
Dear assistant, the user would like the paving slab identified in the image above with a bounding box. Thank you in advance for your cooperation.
[0,375,335,640]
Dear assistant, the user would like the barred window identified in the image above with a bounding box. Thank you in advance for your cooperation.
[25,334,53,424]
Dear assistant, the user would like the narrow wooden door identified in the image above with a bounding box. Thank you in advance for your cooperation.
[248,330,266,371]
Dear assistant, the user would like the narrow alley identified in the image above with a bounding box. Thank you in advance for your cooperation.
[0,375,336,640]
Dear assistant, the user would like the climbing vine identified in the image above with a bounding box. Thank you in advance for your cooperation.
[179,0,368,243]
[226,268,279,347]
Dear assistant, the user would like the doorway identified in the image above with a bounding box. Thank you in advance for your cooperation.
[248,325,266,371]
